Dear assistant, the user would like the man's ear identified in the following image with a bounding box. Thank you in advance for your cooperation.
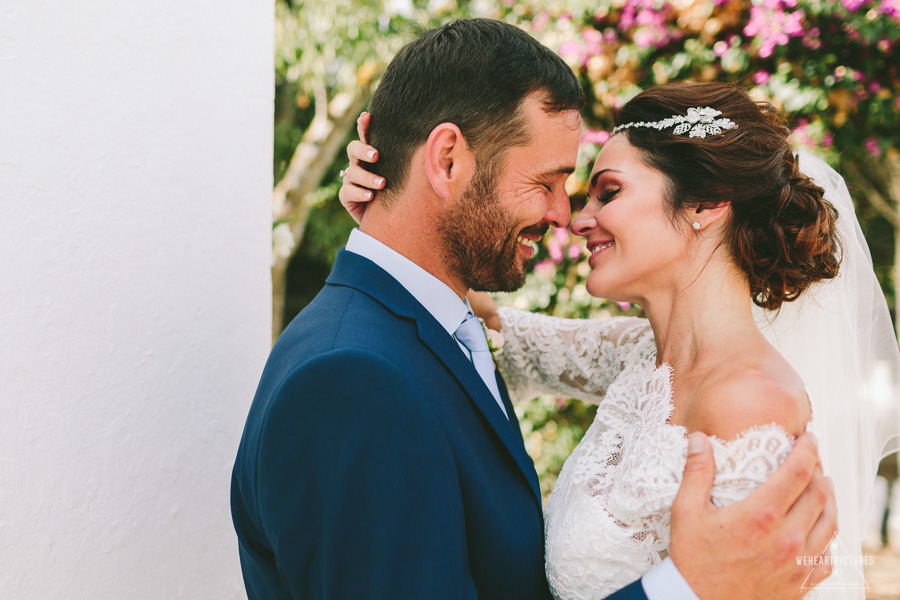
[694,201,731,229]
[424,123,474,199]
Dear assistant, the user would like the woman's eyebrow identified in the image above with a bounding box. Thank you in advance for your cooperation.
[589,168,623,190]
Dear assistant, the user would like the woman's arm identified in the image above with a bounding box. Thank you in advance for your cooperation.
[494,306,651,404]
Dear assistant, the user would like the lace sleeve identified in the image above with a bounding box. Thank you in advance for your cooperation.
[708,424,797,507]
[495,307,652,404]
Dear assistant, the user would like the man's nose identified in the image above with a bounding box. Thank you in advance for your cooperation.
[543,187,571,229]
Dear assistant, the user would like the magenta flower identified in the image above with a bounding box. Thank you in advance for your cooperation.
[864,138,882,158]
[822,133,834,148]
[548,227,570,264]
[753,70,771,85]
[558,41,581,58]
[534,259,556,278]
[792,120,816,148]
[841,0,868,10]
[879,0,900,18]
[744,2,805,58]
[619,0,673,48]
[548,245,564,264]
[616,301,632,311]
[582,128,611,146]
[583,28,604,56]
[567,244,582,260]
[532,12,551,32]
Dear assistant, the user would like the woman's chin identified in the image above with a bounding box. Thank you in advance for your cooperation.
[586,277,615,300]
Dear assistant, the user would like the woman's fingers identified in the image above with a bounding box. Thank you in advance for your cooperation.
[344,164,384,192]
[338,165,382,225]
[357,112,372,144]
[338,182,373,225]
[340,113,381,225]
[347,140,379,164]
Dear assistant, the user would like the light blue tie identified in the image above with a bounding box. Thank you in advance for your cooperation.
[455,313,508,419]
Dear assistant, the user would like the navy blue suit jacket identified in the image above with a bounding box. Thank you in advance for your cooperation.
[231,250,647,600]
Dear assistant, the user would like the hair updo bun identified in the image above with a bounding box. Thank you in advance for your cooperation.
[615,81,841,310]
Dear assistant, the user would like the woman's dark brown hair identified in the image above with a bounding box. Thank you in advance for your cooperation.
[615,81,841,310]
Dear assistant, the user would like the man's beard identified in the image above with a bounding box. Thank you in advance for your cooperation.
[437,163,548,293]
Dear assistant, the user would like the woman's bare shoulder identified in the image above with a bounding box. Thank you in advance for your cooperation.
[683,353,810,441]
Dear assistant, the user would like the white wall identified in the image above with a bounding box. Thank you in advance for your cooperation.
[0,2,273,598]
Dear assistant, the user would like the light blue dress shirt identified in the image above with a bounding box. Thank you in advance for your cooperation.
[345,228,471,354]
[343,228,699,600]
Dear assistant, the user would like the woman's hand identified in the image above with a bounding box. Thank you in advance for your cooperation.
[468,291,501,332]
[339,112,386,224]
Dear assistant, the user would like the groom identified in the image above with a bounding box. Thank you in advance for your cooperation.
[232,19,836,600]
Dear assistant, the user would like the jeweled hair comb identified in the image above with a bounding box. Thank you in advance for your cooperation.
[612,106,737,139]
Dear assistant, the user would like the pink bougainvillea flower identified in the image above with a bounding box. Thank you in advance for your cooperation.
[841,0,868,10]
[558,41,581,58]
[744,1,805,58]
[534,259,556,278]
[879,0,900,18]
[582,128,611,146]
[753,70,771,85]
[864,138,882,158]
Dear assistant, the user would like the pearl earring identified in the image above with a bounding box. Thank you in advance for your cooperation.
[692,221,701,231]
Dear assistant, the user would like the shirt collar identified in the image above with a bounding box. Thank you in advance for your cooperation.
[345,228,471,336]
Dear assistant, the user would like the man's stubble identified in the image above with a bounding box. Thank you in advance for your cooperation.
[437,161,547,293]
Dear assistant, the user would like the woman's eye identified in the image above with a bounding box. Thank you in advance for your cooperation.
[598,188,621,204]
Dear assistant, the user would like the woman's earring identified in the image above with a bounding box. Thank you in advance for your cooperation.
[692,221,701,231]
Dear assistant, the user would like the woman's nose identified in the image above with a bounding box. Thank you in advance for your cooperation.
[570,208,596,237]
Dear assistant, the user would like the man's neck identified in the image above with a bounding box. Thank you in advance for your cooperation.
[360,207,468,300]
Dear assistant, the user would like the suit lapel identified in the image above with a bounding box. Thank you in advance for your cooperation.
[412,317,542,504]
[496,374,523,443]
[327,250,543,507]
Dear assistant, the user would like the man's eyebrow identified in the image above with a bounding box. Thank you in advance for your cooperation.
[589,168,623,190]
[539,165,576,179]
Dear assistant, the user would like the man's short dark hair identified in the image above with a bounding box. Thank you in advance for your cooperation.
[367,18,584,201]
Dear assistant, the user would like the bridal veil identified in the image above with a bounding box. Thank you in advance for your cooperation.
[752,152,900,595]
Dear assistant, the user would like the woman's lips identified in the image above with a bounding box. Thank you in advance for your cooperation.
[587,240,615,267]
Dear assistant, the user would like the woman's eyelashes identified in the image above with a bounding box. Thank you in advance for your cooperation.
[594,187,621,205]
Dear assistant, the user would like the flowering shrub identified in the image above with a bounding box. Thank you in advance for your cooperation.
[280,0,899,497]
[484,0,900,497]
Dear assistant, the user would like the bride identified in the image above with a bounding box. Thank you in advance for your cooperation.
[339,81,900,598]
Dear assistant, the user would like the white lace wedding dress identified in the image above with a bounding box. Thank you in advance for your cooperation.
[496,308,830,600]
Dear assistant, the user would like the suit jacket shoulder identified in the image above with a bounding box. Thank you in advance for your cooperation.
[232,250,551,600]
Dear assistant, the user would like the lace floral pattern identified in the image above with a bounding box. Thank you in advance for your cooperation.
[496,308,652,405]
[497,308,812,600]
